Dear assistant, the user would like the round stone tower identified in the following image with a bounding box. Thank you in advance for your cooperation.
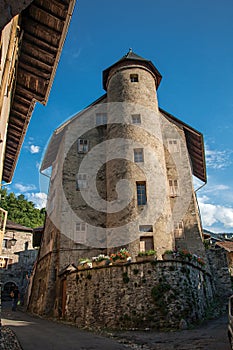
[103,50,174,257]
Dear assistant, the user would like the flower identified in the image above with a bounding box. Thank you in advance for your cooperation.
[110,248,130,261]
[92,254,110,262]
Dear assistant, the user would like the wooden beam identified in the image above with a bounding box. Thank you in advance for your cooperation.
[17,83,45,102]
[20,51,53,73]
[23,31,59,53]
[29,2,67,22]
[11,108,27,121]
[13,101,29,115]
[14,92,32,106]
[24,15,63,36]
[19,61,51,80]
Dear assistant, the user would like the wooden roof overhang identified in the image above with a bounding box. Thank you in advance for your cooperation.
[2,0,76,182]
[160,108,207,183]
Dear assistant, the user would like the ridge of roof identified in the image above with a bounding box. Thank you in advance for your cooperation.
[6,220,33,232]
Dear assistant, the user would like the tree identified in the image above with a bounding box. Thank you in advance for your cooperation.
[0,189,45,228]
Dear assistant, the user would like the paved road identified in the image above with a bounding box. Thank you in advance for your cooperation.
[2,302,231,350]
[112,314,231,350]
[2,305,128,350]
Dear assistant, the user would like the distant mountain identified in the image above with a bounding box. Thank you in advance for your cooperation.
[203,229,233,241]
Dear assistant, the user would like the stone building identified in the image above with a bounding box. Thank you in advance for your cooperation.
[0,220,37,300]
[27,51,226,324]
[0,0,76,252]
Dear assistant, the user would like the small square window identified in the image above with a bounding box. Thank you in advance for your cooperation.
[130,74,138,82]
[136,181,147,205]
[132,114,141,124]
[76,173,87,190]
[169,179,179,197]
[168,139,180,153]
[139,225,153,232]
[134,148,144,163]
[96,113,107,126]
[78,139,88,153]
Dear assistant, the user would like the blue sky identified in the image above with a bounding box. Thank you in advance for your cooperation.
[8,0,233,232]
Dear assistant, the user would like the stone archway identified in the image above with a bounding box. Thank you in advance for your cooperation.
[2,281,17,301]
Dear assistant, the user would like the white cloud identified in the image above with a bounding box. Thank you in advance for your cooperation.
[25,192,47,209]
[14,183,36,192]
[205,145,232,169]
[198,196,233,229]
[30,145,40,154]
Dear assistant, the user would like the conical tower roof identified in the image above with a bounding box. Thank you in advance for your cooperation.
[103,49,162,91]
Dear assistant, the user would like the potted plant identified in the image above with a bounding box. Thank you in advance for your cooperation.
[110,248,131,265]
[136,249,157,262]
[162,250,175,260]
[178,249,193,261]
[92,254,110,268]
[78,258,92,270]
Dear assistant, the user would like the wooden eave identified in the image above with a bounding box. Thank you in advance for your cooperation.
[160,108,207,183]
[2,0,76,182]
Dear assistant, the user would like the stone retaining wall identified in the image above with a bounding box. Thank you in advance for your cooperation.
[64,260,217,330]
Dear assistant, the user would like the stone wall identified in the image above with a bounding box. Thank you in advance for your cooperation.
[63,260,219,330]
[206,247,232,301]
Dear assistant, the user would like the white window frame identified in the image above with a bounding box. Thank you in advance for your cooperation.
[78,139,89,153]
[131,114,141,124]
[134,148,144,163]
[167,139,180,153]
[96,113,107,126]
[74,222,87,244]
[169,179,179,197]
[76,173,88,190]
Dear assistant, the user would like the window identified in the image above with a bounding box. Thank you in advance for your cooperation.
[136,181,147,205]
[76,222,86,232]
[134,148,144,163]
[76,173,87,190]
[168,139,180,153]
[96,113,107,126]
[139,236,154,252]
[139,225,153,232]
[78,139,88,153]
[169,179,179,197]
[131,114,141,124]
[130,74,139,82]
[74,222,86,244]
[174,221,184,239]
[2,239,8,249]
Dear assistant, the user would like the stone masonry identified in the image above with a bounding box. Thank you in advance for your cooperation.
[27,51,231,328]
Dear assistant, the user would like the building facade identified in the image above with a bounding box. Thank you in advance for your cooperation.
[0,220,37,300]
[0,0,76,253]
[27,51,213,319]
